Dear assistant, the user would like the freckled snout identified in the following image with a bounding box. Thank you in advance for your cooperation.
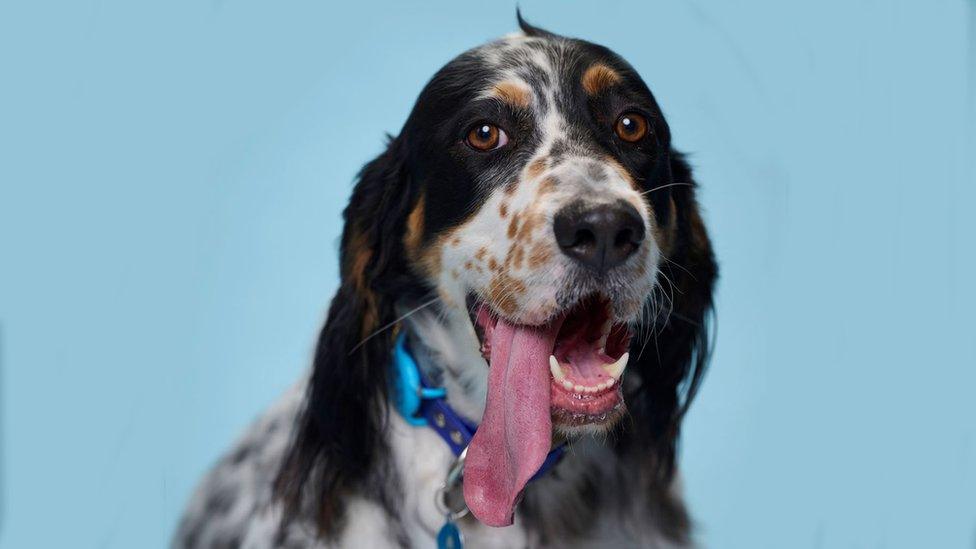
[553,201,645,273]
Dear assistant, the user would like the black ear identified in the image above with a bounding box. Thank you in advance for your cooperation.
[619,150,718,486]
[274,136,418,535]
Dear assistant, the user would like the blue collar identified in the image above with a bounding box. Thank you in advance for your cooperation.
[390,332,565,480]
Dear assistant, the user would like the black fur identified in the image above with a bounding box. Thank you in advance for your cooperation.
[274,137,425,536]
[274,15,717,542]
[619,150,717,491]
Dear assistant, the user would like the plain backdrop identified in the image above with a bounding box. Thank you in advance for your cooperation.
[2,1,975,547]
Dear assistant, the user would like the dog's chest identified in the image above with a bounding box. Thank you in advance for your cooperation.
[384,414,684,549]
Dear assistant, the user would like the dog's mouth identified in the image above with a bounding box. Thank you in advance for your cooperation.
[462,293,633,527]
[472,294,632,424]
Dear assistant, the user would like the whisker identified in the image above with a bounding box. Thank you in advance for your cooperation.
[667,311,701,327]
[661,254,696,281]
[636,311,655,361]
[641,182,694,196]
[348,296,441,354]
[636,282,660,361]
[657,270,677,334]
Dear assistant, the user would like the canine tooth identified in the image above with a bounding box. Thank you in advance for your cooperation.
[602,352,630,379]
[549,355,566,380]
[562,379,574,390]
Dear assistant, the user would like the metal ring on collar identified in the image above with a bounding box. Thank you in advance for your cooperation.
[434,447,469,521]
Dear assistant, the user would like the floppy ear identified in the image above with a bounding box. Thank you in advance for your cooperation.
[620,150,718,486]
[274,136,419,535]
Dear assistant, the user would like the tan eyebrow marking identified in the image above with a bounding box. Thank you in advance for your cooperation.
[491,81,532,109]
[582,63,622,95]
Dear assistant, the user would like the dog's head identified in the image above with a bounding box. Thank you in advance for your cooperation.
[277,15,716,536]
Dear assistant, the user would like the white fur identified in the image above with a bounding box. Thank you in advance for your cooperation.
[175,370,688,548]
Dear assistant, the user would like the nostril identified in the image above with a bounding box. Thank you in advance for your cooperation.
[614,213,645,251]
[615,227,634,248]
[571,228,596,249]
[553,207,591,250]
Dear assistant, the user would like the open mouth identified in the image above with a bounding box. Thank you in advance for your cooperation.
[472,294,633,425]
[462,293,635,527]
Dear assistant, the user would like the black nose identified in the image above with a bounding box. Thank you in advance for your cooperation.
[553,201,645,272]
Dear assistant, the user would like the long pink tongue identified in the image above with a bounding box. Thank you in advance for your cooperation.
[463,318,559,527]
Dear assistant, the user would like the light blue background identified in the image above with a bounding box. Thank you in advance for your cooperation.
[1,1,974,547]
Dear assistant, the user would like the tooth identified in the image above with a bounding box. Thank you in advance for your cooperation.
[549,355,566,380]
[574,384,585,393]
[597,320,611,349]
[597,320,612,352]
[562,379,574,390]
[602,352,630,379]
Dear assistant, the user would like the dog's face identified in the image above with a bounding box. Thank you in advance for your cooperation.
[279,20,716,535]
[401,32,676,434]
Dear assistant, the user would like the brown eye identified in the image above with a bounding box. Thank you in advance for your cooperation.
[466,123,508,151]
[614,113,648,142]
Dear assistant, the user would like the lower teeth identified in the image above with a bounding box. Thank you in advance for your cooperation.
[549,352,629,394]
[557,378,613,393]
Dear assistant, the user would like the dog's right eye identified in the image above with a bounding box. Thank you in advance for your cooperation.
[466,123,508,151]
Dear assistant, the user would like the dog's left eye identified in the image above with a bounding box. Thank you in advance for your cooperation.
[614,112,648,143]
[466,123,508,151]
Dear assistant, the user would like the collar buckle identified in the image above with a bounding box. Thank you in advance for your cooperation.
[390,332,446,426]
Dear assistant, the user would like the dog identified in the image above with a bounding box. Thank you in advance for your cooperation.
[174,14,717,549]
